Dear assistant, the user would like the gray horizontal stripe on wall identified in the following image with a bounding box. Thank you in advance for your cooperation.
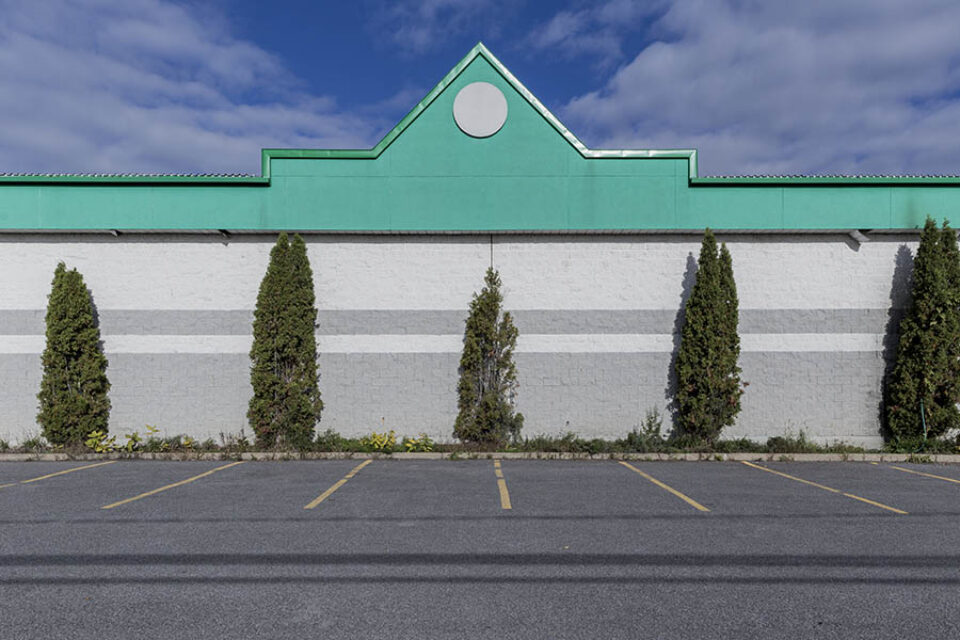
[0,308,904,336]
[329,309,902,336]
[738,309,903,335]
[319,310,467,335]
[0,310,256,336]
[319,310,678,335]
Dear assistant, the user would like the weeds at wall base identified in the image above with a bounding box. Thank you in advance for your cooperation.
[3,429,957,458]
[2,421,958,459]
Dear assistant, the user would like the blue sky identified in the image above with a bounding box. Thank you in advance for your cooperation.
[2,0,960,176]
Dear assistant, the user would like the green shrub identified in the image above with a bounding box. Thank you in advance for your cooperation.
[674,231,744,445]
[20,435,47,451]
[886,217,960,443]
[122,432,142,453]
[712,437,764,453]
[360,430,397,452]
[765,431,822,454]
[884,435,960,454]
[619,408,667,452]
[139,435,190,453]
[520,433,575,452]
[141,437,165,453]
[402,433,435,452]
[84,430,116,453]
[454,268,524,446]
[248,234,323,450]
[822,442,866,454]
[0,439,9,452]
[37,263,111,446]
[517,434,553,451]
[219,430,252,452]
[514,432,612,454]
[314,428,347,451]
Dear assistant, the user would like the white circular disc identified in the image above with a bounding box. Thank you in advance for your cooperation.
[453,82,508,138]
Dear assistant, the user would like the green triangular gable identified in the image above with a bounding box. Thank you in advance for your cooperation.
[261,43,698,179]
[375,43,595,160]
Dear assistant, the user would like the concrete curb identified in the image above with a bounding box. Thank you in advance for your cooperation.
[1,451,959,463]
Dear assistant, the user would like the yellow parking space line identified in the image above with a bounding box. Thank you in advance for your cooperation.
[888,465,960,485]
[0,483,14,490]
[101,461,246,510]
[493,460,512,510]
[19,460,117,484]
[304,459,372,510]
[741,461,907,515]
[842,493,906,512]
[741,461,841,493]
[618,461,710,512]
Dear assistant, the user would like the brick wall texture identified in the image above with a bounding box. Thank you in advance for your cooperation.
[0,232,918,448]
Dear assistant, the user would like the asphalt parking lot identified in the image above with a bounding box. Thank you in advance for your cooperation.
[1,459,959,639]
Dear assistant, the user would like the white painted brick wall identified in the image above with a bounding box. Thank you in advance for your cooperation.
[0,232,920,448]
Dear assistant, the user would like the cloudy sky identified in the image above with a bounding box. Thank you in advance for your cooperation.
[2,0,960,176]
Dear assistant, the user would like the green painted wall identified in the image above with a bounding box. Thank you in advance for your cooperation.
[0,45,956,232]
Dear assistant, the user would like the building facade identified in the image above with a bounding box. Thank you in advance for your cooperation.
[0,44,952,447]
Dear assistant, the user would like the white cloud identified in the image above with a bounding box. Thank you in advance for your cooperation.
[525,0,666,66]
[562,0,960,175]
[0,0,380,174]
[369,0,512,55]
[359,86,431,116]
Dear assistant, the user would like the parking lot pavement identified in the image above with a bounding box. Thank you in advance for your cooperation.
[0,460,118,488]
[1,460,960,640]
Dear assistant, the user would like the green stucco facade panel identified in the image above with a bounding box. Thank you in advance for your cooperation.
[0,44,958,232]
[782,188,892,229]
[678,187,786,230]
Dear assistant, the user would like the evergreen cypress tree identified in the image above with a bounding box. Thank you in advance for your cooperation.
[248,233,323,449]
[674,229,743,444]
[886,217,960,442]
[37,263,111,445]
[454,268,523,445]
[718,243,744,426]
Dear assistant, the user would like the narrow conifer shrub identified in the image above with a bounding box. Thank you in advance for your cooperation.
[454,267,524,445]
[37,263,111,445]
[248,233,323,449]
[886,217,960,442]
[674,229,743,444]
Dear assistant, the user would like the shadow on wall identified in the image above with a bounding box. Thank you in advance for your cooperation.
[663,252,699,435]
[87,286,103,350]
[878,244,914,440]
